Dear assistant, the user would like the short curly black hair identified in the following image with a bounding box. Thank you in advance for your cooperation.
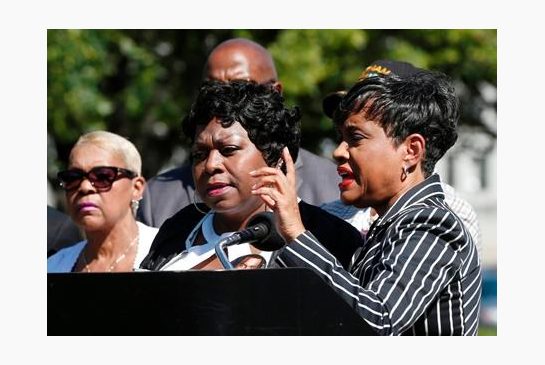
[334,70,459,176]
[182,80,301,169]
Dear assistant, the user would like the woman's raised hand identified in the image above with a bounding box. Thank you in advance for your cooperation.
[250,147,305,242]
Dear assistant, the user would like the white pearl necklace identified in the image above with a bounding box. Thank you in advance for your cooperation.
[81,235,139,272]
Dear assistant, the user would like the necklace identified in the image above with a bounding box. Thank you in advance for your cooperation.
[80,235,139,272]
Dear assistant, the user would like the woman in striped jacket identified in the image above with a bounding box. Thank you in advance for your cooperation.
[250,61,481,335]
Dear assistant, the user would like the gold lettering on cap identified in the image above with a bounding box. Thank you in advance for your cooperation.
[358,64,391,81]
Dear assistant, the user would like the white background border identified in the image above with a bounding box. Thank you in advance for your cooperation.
[1,0,542,363]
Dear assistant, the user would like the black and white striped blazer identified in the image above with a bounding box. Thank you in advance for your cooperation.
[276,174,481,335]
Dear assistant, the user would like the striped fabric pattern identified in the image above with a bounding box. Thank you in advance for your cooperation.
[276,174,481,335]
[442,182,482,258]
[321,179,482,256]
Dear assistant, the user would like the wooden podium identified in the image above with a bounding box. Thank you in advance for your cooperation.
[48,268,376,335]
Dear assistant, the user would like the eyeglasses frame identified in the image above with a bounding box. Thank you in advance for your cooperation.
[57,166,137,191]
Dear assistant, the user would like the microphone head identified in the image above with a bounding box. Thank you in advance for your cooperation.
[246,211,286,251]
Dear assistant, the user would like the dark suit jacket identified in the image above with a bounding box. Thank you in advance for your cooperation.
[47,206,83,257]
[137,148,340,227]
[140,201,362,271]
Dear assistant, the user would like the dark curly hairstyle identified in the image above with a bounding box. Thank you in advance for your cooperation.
[182,80,301,170]
[334,70,459,176]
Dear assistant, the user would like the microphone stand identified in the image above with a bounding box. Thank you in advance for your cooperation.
[214,212,283,270]
[215,234,261,270]
[215,237,235,270]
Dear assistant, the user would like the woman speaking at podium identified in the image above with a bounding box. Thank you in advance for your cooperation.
[140,80,361,271]
[250,64,481,335]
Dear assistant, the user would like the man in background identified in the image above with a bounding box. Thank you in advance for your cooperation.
[138,38,339,227]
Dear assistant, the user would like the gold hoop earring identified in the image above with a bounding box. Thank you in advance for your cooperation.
[192,190,207,215]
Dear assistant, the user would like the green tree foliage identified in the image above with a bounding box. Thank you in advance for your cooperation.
[48,29,496,199]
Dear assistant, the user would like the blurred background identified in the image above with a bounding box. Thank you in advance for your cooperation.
[47,29,497,334]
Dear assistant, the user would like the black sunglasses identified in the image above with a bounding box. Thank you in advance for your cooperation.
[57,166,137,191]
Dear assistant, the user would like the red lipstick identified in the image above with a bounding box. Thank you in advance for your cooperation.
[337,166,355,191]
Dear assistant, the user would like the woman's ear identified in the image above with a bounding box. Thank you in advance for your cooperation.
[402,133,426,172]
[272,81,283,94]
[132,176,146,201]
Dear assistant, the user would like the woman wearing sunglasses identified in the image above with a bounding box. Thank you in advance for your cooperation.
[47,131,158,272]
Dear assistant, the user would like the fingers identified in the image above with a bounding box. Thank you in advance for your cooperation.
[251,186,278,209]
[251,175,284,191]
[250,147,296,188]
[282,147,295,178]
[249,147,297,212]
[259,194,277,209]
[249,166,282,178]
[249,147,306,242]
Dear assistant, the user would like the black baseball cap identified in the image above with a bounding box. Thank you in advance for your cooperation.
[322,59,423,118]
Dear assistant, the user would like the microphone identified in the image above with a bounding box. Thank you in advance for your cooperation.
[215,211,286,269]
[244,212,286,251]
